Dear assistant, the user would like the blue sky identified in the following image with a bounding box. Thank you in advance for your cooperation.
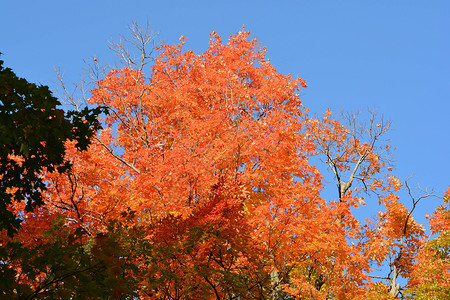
[1,1,449,227]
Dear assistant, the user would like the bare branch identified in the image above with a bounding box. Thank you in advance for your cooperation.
[368,275,390,280]
[108,19,159,73]
[94,136,141,174]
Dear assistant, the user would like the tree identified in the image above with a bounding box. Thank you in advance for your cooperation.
[307,110,441,297]
[0,57,106,236]
[2,26,448,299]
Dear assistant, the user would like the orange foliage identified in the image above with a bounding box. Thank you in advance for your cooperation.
[4,30,447,299]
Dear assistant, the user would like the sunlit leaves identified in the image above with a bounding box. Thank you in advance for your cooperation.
[2,29,447,299]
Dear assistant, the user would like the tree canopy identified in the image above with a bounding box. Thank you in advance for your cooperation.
[0,29,448,299]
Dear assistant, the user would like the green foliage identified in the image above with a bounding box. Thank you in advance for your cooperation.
[0,57,106,236]
[404,233,450,300]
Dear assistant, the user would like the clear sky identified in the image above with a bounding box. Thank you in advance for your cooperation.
[1,1,449,228]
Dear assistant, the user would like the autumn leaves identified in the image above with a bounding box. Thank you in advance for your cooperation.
[1,28,448,299]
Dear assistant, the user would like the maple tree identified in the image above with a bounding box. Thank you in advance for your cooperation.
[1,25,448,299]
